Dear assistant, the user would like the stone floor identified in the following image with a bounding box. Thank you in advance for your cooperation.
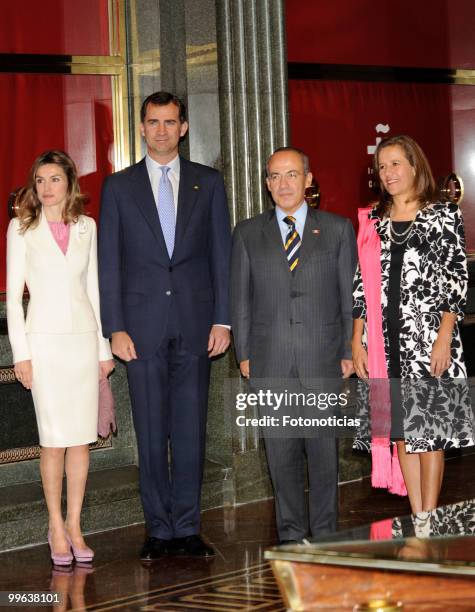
[1,451,474,611]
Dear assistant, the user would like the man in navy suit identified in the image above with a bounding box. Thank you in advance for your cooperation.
[99,91,231,560]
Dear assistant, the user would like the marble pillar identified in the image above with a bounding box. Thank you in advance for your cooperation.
[216,0,288,224]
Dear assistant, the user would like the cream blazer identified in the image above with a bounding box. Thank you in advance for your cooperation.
[7,213,112,363]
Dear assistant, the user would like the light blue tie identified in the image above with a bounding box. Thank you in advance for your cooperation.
[157,166,175,258]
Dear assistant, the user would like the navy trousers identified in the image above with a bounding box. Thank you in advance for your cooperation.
[126,307,211,539]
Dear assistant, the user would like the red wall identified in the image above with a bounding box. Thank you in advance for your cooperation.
[286,0,475,69]
[0,0,110,55]
[286,0,475,250]
[0,2,114,293]
[289,79,453,216]
[0,74,113,293]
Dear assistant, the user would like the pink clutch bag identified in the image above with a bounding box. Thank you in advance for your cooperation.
[98,378,117,438]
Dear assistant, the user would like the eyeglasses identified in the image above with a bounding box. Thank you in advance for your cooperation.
[268,170,304,183]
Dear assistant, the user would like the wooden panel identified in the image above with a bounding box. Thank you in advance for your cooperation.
[271,560,475,610]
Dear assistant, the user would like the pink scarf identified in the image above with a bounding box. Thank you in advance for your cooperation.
[370,518,393,540]
[357,207,407,496]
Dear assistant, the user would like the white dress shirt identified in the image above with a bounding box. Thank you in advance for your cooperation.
[145,153,180,212]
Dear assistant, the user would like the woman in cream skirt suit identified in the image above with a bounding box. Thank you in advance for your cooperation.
[7,150,114,564]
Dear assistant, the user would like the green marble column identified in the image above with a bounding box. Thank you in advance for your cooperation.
[216,0,288,224]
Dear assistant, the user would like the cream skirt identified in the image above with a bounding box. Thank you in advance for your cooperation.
[28,332,98,447]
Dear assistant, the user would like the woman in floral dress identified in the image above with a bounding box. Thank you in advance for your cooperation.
[352,134,473,513]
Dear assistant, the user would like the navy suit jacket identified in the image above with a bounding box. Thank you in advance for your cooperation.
[98,156,231,359]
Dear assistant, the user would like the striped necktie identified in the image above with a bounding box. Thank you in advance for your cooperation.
[283,215,301,272]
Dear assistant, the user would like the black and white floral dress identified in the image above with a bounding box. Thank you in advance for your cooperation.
[353,201,474,453]
[391,498,475,539]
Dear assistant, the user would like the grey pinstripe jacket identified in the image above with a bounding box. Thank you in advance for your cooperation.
[231,206,357,387]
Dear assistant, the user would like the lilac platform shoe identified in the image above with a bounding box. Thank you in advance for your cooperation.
[66,533,94,563]
[47,531,73,566]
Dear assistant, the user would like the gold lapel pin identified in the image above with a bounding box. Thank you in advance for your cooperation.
[193,185,200,190]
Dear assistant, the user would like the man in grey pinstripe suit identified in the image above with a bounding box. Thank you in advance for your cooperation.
[231,147,357,542]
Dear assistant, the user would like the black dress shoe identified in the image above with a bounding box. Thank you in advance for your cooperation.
[140,537,170,561]
[171,535,215,557]
[279,539,300,545]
